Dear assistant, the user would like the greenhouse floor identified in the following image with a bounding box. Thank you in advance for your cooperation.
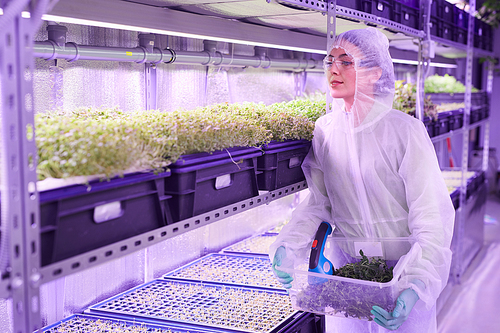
[437,193,500,333]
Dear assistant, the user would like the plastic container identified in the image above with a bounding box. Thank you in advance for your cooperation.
[165,148,261,222]
[284,236,414,320]
[38,171,172,266]
[257,140,311,191]
[221,233,278,256]
[163,253,283,290]
[86,279,298,333]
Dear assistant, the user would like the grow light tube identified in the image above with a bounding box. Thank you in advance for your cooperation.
[39,14,327,55]
[392,58,458,69]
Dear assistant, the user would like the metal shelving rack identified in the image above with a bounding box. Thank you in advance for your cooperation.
[0,0,495,332]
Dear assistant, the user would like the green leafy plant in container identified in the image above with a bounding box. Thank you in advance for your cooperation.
[424,74,478,94]
[295,250,395,321]
[165,107,272,154]
[30,95,325,182]
[35,110,163,181]
[393,80,437,120]
[201,101,317,142]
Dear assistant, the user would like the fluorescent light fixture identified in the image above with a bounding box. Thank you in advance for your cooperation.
[392,58,458,68]
[41,14,327,54]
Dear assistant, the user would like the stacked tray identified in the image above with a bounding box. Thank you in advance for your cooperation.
[41,313,215,333]
[163,253,283,290]
[221,233,278,257]
[86,279,298,333]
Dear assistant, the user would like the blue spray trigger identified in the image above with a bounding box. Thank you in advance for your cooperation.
[308,222,334,283]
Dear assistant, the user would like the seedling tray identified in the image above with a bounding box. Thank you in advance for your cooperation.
[86,279,297,333]
[40,313,216,333]
[221,234,278,257]
[284,236,414,321]
[36,171,172,266]
[165,148,261,222]
[257,140,311,191]
[163,253,282,290]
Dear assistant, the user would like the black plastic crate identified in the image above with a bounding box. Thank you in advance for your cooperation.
[454,26,467,44]
[454,110,464,128]
[484,107,490,119]
[434,113,450,136]
[278,312,325,333]
[394,0,418,7]
[454,6,468,28]
[471,108,480,124]
[38,171,172,266]
[165,148,261,222]
[449,110,463,130]
[432,0,455,23]
[474,18,493,51]
[393,1,420,29]
[423,117,435,138]
[257,140,311,191]
[368,0,394,20]
[450,189,459,209]
[442,20,454,41]
[429,16,442,37]
[337,0,367,11]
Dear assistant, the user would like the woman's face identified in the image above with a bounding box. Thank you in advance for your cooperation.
[325,46,357,107]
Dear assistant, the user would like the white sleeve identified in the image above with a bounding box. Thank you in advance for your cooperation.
[268,121,333,265]
[398,120,455,309]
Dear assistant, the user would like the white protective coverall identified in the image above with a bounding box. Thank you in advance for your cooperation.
[269,28,455,333]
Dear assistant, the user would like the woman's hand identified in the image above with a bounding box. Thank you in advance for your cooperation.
[272,246,294,289]
[371,287,420,330]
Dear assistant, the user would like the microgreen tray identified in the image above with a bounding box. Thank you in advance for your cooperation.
[283,236,414,321]
[86,279,298,333]
[163,253,283,290]
[40,313,215,333]
[221,234,278,257]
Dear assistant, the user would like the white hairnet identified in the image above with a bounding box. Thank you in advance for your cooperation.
[269,28,454,331]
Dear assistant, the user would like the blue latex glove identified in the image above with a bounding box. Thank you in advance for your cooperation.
[272,246,293,289]
[371,287,420,330]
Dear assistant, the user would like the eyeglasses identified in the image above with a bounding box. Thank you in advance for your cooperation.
[323,55,354,71]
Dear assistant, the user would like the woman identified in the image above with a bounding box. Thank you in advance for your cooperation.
[269,28,454,332]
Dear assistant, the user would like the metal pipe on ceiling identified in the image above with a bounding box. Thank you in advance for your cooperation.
[32,41,321,71]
